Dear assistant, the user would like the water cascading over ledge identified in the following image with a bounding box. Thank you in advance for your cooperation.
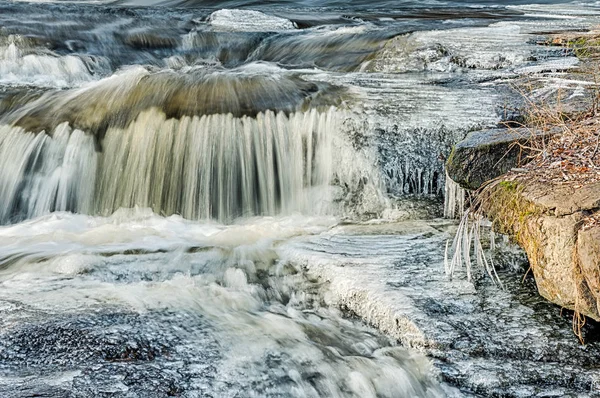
[0,123,97,223]
[0,62,393,223]
[0,107,387,224]
[97,108,337,221]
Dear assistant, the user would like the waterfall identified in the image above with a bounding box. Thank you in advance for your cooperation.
[97,108,337,221]
[0,122,97,223]
[0,107,384,224]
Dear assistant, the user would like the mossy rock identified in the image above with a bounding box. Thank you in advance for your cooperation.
[482,178,600,324]
[446,128,542,190]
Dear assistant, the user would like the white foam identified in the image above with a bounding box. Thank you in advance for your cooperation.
[0,210,335,258]
[0,213,446,396]
[0,36,109,87]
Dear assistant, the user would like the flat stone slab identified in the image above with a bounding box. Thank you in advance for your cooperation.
[455,128,533,148]
[522,180,600,216]
[446,127,557,190]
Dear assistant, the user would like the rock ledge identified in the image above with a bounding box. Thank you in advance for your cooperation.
[481,178,600,322]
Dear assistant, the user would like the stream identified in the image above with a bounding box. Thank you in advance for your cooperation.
[0,1,599,397]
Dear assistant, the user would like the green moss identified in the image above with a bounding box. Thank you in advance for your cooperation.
[498,180,519,192]
[480,181,545,285]
[481,180,542,246]
[445,146,456,168]
[567,37,600,59]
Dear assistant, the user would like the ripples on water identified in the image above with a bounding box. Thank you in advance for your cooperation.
[1,0,600,397]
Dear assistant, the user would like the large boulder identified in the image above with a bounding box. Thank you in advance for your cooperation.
[482,178,600,321]
[446,128,552,190]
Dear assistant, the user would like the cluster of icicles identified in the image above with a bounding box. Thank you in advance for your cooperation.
[443,174,502,285]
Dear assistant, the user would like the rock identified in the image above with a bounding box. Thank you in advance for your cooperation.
[3,67,348,137]
[521,181,600,216]
[482,178,600,322]
[578,226,600,317]
[123,32,180,49]
[525,213,588,313]
[446,128,555,190]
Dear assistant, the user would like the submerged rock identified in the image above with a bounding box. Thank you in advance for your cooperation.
[122,31,180,49]
[0,309,220,397]
[1,65,350,137]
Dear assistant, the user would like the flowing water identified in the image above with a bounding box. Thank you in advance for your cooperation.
[1,0,600,397]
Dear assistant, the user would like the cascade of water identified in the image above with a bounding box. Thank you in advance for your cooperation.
[0,35,110,87]
[0,123,97,224]
[0,107,388,223]
[248,27,391,72]
[97,108,337,221]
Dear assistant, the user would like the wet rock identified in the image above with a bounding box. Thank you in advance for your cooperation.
[445,128,543,190]
[0,313,171,368]
[122,32,180,49]
[0,310,220,397]
[2,66,350,137]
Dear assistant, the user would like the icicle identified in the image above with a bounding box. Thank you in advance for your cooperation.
[444,171,465,219]
[444,210,502,286]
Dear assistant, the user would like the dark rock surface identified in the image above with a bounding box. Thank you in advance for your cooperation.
[0,308,220,397]
[445,127,554,191]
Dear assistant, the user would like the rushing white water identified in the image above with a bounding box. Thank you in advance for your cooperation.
[0,108,387,224]
[0,123,97,223]
[0,211,451,397]
[0,35,109,87]
[3,2,600,397]
[3,208,598,396]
